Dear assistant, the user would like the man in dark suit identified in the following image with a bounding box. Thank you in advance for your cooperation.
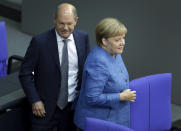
[19,3,90,131]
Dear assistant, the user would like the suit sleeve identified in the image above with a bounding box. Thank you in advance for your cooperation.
[19,37,41,104]
[85,63,120,107]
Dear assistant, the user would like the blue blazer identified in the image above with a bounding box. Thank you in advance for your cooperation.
[19,28,90,123]
[74,45,130,130]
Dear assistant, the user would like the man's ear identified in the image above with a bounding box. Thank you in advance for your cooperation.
[74,16,79,25]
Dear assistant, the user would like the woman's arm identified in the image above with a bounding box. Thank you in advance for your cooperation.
[85,63,120,107]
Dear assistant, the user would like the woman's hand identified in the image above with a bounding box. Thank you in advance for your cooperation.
[120,89,136,102]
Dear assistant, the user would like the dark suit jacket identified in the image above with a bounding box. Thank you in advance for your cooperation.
[19,28,90,121]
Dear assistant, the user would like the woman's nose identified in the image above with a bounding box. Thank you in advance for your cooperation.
[121,39,125,45]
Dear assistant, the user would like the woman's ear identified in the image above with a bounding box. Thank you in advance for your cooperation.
[102,38,107,46]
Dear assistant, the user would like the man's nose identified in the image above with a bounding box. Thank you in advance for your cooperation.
[63,24,68,30]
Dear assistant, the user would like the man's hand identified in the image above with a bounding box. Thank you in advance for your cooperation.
[120,89,136,102]
[32,101,46,117]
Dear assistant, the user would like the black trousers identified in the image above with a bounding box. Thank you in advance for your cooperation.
[30,103,76,131]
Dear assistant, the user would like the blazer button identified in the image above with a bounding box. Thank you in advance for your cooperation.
[125,79,128,82]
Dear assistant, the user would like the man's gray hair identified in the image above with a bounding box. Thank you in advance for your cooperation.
[55,3,77,19]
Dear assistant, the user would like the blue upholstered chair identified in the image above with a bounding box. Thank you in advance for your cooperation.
[84,73,172,131]
[130,73,172,131]
[0,21,8,77]
[85,117,133,131]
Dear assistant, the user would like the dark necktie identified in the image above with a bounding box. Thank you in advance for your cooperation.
[57,39,69,109]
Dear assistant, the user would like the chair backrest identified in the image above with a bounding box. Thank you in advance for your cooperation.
[130,73,172,131]
[85,117,133,131]
[0,21,8,77]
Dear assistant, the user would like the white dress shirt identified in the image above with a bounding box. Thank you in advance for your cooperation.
[55,30,78,102]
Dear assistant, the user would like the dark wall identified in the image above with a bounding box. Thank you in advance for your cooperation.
[22,0,181,105]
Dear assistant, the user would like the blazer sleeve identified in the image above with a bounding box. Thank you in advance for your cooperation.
[19,37,41,104]
[85,62,120,107]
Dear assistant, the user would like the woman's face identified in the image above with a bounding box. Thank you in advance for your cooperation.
[102,34,126,57]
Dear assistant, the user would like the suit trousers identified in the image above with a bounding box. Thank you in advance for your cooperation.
[30,103,76,131]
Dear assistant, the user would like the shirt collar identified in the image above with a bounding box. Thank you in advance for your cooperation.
[55,29,73,42]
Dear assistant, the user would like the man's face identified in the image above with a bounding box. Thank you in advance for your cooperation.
[54,12,78,39]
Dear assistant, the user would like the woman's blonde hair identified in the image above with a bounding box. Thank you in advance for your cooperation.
[96,18,127,46]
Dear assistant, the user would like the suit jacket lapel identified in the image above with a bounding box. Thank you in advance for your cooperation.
[47,29,82,72]
[73,30,81,69]
[47,28,61,72]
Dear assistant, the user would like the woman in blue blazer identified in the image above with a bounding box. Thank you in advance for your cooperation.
[74,18,136,130]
